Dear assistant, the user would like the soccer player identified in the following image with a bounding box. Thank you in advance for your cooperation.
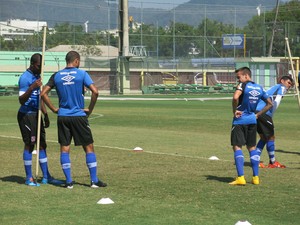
[256,75,294,168]
[41,51,107,189]
[17,53,62,186]
[230,67,272,185]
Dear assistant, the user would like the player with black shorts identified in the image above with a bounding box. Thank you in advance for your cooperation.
[41,50,107,189]
[18,53,62,186]
[230,67,272,186]
[256,75,294,168]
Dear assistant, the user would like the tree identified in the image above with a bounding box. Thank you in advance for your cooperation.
[245,0,300,57]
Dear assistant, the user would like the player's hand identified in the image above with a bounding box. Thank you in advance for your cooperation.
[83,108,91,117]
[31,78,42,90]
[44,113,50,128]
[234,110,243,118]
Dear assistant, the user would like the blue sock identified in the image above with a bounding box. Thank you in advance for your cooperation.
[250,150,260,176]
[86,152,98,183]
[23,150,32,180]
[39,149,50,179]
[234,150,244,177]
[60,152,72,183]
[256,139,266,157]
[266,140,275,164]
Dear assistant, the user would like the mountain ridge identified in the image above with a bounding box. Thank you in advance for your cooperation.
[0,0,283,30]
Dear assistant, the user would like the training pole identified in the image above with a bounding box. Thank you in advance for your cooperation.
[35,26,47,180]
[285,37,300,110]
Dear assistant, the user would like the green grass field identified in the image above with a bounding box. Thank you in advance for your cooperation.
[0,95,299,225]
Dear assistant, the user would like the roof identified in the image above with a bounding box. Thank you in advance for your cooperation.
[46,45,119,58]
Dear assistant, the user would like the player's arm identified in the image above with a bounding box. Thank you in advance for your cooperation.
[256,97,273,118]
[40,100,50,128]
[19,78,42,105]
[272,85,286,112]
[84,84,99,116]
[41,85,58,114]
[272,94,283,112]
[232,84,242,117]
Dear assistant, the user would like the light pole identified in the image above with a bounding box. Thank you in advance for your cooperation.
[173,7,175,61]
[140,2,143,47]
[268,0,280,57]
[84,21,89,33]
[257,4,266,56]
[204,5,206,58]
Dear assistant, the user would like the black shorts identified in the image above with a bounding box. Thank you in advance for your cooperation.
[17,111,47,149]
[231,124,257,147]
[57,116,94,146]
[257,113,274,139]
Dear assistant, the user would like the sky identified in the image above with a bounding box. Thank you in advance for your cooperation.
[129,0,189,9]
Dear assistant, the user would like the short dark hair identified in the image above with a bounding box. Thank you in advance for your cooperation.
[65,51,80,64]
[280,75,294,85]
[30,53,42,65]
[235,66,252,77]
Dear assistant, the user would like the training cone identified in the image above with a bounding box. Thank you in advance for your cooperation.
[97,198,114,204]
[133,147,143,152]
[209,156,219,160]
[235,221,252,225]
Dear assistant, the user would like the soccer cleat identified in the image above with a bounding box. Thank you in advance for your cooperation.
[268,161,286,168]
[252,176,260,185]
[229,176,246,185]
[91,180,107,188]
[65,181,74,189]
[25,178,40,187]
[259,162,266,168]
[41,177,65,185]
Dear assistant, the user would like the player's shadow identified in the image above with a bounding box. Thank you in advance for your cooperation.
[0,175,66,186]
[276,149,300,156]
[0,175,25,184]
[205,175,233,183]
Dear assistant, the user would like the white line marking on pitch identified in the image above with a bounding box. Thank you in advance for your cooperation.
[0,134,229,162]
[85,97,233,101]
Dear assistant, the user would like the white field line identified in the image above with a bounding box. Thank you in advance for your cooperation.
[87,96,232,101]
[0,134,230,162]
[0,123,19,126]
[89,113,104,120]
[87,94,297,101]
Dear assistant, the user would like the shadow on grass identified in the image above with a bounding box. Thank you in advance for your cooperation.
[205,175,233,183]
[0,175,67,187]
[0,176,105,188]
[276,149,300,156]
[0,175,25,184]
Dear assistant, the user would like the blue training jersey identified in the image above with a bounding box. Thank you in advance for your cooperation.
[232,81,268,125]
[256,84,286,118]
[46,67,94,116]
[18,69,40,114]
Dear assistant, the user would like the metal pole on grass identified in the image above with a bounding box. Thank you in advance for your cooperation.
[35,26,47,179]
[285,37,300,110]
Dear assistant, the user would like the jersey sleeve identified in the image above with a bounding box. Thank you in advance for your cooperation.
[261,89,269,101]
[236,82,245,92]
[83,71,94,87]
[18,73,30,95]
[46,73,57,88]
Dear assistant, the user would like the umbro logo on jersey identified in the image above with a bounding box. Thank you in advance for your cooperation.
[62,74,75,82]
[249,90,260,97]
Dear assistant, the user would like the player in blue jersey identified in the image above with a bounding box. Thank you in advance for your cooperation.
[41,51,107,189]
[230,67,273,185]
[17,53,62,186]
[256,75,294,168]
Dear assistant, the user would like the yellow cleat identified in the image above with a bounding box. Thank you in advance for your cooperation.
[229,176,246,185]
[252,176,260,185]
